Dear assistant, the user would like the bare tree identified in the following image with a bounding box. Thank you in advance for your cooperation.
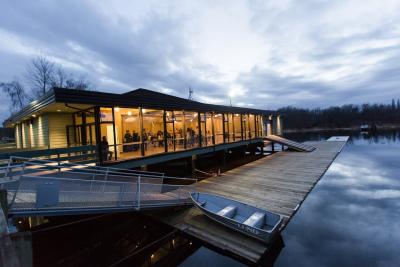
[0,80,27,112]
[65,76,92,90]
[51,66,69,88]
[26,56,55,97]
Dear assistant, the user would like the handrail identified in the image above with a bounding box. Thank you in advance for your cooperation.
[9,156,164,176]
[15,171,196,186]
[4,156,196,214]
[18,161,196,182]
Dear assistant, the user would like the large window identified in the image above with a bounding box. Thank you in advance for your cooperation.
[114,107,141,160]
[214,113,224,144]
[223,114,234,143]
[71,110,96,146]
[166,111,185,152]
[142,109,165,156]
[234,114,242,140]
[249,114,256,138]
[242,115,250,139]
[200,113,213,146]
[184,111,199,148]
[99,107,116,162]
[256,115,263,137]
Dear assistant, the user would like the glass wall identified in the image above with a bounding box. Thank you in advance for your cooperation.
[114,107,141,160]
[142,109,165,156]
[256,115,263,137]
[91,106,266,164]
[200,113,213,146]
[214,113,224,144]
[234,114,242,140]
[165,111,185,152]
[184,111,199,148]
[223,114,234,142]
[242,114,250,139]
[99,107,116,162]
[249,114,256,138]
[71,109,96,146]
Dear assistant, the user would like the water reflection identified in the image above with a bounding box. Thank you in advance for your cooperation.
[275,129,400,267]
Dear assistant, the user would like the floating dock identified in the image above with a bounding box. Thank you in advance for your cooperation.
[154,137,348,264]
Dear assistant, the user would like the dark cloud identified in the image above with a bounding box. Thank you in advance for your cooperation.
[1,0,400,122]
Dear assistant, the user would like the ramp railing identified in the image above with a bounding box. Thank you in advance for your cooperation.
[0,157,196,216]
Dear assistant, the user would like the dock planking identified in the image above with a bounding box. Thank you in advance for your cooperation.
[154,138,348,264]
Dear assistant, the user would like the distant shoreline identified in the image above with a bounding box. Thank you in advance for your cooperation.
[283,124,400,133]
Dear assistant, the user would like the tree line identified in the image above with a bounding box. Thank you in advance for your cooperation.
[278,100,400,130]
[1,55,93,114]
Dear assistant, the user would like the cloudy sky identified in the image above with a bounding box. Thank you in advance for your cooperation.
[1,0,400,122]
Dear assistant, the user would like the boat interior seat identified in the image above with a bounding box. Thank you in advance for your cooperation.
[217,205,237,218]
[243,212,266,228]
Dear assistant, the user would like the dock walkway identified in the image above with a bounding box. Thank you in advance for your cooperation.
[156,138,348,264]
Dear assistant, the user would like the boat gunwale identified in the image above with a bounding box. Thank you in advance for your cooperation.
[190,192,283,235]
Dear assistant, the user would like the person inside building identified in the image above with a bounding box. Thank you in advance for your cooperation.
[101,136,112,161]
[132,130,140,151]
[123,130,132,152]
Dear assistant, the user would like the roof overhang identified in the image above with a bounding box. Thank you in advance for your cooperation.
[3,87,277,127]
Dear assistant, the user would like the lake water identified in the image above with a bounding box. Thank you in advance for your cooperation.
[181,130,400,267]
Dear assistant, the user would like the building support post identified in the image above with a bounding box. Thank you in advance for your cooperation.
[94,107,103,165]
[198,112,202,147]
[191,154,197,176]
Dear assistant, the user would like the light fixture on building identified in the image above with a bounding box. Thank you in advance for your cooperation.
[166,112,170,116]
[127,111,132,116]
[57,110,61,112]
[142,108,146,113]
[32,114,36,118]
[115,107,120,112]
[151,254,154,259]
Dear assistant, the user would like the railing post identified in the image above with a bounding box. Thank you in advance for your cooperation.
[102,167,109,192]
[57,153,61,172]
[6,157,12,180]
[137,175,141,210]
[90,173,95,192]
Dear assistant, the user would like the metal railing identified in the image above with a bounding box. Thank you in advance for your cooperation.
[0,157,196,216]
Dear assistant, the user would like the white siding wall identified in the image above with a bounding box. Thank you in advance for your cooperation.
[15,124,22,148]
[48,113,72,148]
[21,122,30,148]
[30,115,49,148]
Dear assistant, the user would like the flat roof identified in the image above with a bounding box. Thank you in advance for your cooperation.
[3,87,277,126]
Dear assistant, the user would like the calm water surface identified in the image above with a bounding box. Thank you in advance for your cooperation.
[181,130,400,267]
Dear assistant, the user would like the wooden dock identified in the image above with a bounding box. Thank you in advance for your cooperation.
[152,138,348,264]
